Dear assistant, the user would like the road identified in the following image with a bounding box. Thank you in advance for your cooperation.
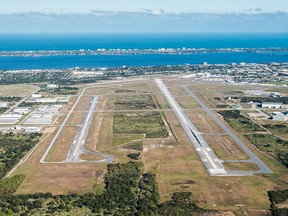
[182,84,273,174]
[155,78,227,176]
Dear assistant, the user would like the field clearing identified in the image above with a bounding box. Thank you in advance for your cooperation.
[0,84,35,96]
[45,126,78,162]
[66,112,85,125]
[15,163,106,194]
[185,110,225,134]
[112,134,143,147]
[73,96,92,112]
[203,135,249,160]
[176,96,201,109]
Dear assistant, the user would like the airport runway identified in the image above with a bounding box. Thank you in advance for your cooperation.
[65,96,113,163]
[182,84,273,174]
[155,78,227,176]
[40,88,87,163]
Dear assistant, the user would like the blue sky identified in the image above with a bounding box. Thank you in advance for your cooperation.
[0,0,288,33]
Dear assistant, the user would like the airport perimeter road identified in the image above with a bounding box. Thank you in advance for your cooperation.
[65,96,113,163]
[155,78,227,176]
[40,88,87,163]
[182,85,273,174]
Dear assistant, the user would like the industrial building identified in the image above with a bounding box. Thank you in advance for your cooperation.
[262,102,283,109]
[23,113,53,125]
[14,107,30,114]
[0,113,23,124]
[0,102,9,108]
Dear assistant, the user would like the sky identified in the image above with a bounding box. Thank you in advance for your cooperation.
[0,0,288,33]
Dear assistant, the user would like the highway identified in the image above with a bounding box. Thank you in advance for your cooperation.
[155,78,227,176]
[182,84,273,174]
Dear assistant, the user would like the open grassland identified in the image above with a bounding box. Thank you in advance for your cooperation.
[60,95,77,113]
[0,84,35,96]
[45,126,78,162]
[175,96,200,109]
[112,134,143,147]
[15,162,106,194]
[203,135,249,160]
[66,112,85,125]
[186,110,225,134]
[96,113,114,152]
[113,112,169,138]
[73,96,92,112]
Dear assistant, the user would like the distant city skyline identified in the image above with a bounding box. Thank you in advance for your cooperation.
[0,0,287,33]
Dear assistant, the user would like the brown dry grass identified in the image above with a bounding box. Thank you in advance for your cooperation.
[80,153,104,161]
[66,112,85,125]
[176,96,201,109]
[45,126,79,162]
[224,162,260,171]
[15,163,106,194]
[0,84,35,96]
[203,135,249,160]
[73,96,92,112]
[96,113,114,152]
[186,110,225,134]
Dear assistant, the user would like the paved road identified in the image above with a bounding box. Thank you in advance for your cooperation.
[155,78,227,176]
[182,85,273,174]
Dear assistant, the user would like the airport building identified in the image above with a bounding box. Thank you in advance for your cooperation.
[262,102,283,109]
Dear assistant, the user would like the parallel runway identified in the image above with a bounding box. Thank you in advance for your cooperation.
[155,78,272,176]
[155,78,226,176]
[182,84,272,175]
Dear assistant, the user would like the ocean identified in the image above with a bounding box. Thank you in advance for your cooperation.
[0,33,288,70]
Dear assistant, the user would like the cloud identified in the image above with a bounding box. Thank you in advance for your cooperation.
[0,10,287,33]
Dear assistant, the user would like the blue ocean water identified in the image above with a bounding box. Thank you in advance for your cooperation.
[0,33,287,70]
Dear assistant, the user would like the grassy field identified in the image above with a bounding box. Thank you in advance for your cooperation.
[0,84,35,96]
[66,112,85,125]
[203,135,249,160]
[112,134,143,147]
[113,112,169,138]
[114,94,157,110]
[186,110,225,134]
[45,126,78,162]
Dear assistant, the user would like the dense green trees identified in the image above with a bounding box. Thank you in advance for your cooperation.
[0,162,210,215]
[268,189,288,216]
